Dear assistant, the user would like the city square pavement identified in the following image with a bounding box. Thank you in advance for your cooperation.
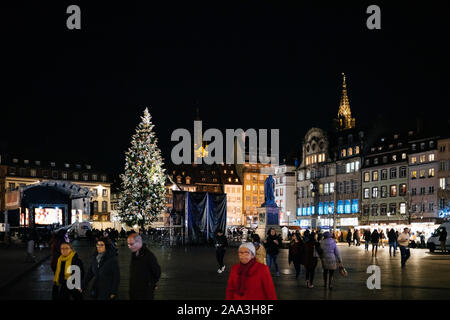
[0,240,449,300]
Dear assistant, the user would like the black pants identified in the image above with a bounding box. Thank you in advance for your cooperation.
[52,284,83,300]
[293,261,301,278]
[216,249,225,268]
[323,269,335,286]
[305,261,318,284]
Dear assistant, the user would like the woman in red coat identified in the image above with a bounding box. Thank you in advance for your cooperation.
[226,242,277,300]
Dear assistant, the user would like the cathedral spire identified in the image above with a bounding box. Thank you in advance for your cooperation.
[336,72,355,130]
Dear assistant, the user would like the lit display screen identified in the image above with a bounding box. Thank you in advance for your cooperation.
[34,208,63,225]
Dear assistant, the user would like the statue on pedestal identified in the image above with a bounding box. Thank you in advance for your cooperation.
[262,175,277,208]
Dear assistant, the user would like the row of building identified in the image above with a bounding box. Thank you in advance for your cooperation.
[1,74,449,234]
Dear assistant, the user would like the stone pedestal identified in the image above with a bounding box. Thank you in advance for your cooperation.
[255,206,281,240]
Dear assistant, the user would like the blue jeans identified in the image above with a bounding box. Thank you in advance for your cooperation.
[267,253,279,273]
[400,246,410,266]
[365,241,369,251]
[389,242,397,256]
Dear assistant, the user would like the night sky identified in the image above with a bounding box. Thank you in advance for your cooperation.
[1,1,449,175]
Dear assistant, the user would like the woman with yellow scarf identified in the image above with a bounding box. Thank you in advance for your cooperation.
[52,242,84,300]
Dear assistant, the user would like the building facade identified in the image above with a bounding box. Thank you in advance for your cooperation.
[0,155,111,224]
[437,137,450,218]
[408,137,440,223]
[274,164,296,226]
[361,133,409,225]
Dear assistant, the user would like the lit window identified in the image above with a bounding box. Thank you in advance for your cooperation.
[428,168,435,177]
[372,171,379,181]
[348,147,353,156]
[411,171,417,179]
[420,155,426,163]
[341,149,346,157]
[355,146,360,154]
[364,172,370,182]
[411,157,417,164]
[419,170,425,178]
[440,178,446,190]
[402,153,406,160]
[390,185,397,197]
[429,154,435,162]
[392,155,397,161]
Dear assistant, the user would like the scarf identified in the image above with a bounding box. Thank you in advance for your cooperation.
[96,252,105,267]
[53,251,76,285]
[236,258,256,296]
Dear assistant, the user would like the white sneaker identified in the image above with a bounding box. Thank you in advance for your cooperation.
[221,265,226,272]
[217,269,223,274]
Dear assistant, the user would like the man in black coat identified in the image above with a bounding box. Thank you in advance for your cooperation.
[439,227,447,253]
[214,230,228,273]
[127,233,161,300]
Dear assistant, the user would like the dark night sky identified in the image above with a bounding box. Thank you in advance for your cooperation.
[1,1,449,175]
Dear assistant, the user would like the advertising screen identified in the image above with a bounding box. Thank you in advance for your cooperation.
[34,208,63,225]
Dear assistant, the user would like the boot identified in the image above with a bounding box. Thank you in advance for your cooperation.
[323,273,328,288]
[329,276,334,289]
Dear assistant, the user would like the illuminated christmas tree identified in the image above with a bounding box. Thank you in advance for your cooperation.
[118,108,166,228]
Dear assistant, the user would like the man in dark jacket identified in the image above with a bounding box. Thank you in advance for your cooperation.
[388,229,398,257]
[127,233,161,300]
[215,230,228,273]
[363,229,371,251]
[439,227,447,253]
[346,230,353,247]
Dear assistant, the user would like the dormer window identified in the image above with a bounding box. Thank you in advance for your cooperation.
[24,160,29,164]
[76,164,81,169]
[35,160,41,165]
[86,165,92,170]
[13,158,18,163]
[64,163,70,168]
[50,162,56,167]
[394,134,399,139]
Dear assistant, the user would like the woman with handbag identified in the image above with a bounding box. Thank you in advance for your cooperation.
[81,237,120,300]
[302,230,319,288]
[319,231,342,289]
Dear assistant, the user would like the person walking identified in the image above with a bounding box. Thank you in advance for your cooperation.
[303,230,319,288]
[388,228,398,257]
[371,229,380,257]
[52,242,84,300]
[81,238,120,300]
[398,228,411,268]
[251,234,266,265]
[439,227,447,253]
[319,232,342,290]
[226,242,277,300]
[379,230,385,248]
[346,229,353,247]
[420,232,426,248]
[264,228,281,276]
[288,233,304,279]
[364,229,371,251]
[215,230,228,273]
[354,229,361,246]
[127,233,161,299]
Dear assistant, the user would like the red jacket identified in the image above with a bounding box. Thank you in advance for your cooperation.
[226,262,277,300]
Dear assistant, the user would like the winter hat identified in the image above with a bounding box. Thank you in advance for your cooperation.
[239,242,256,257]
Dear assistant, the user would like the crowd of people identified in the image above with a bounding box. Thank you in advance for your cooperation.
[217,227,344,298]
[49,229,161,300]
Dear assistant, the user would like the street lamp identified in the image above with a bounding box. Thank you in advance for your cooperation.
[287,211,290,227]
